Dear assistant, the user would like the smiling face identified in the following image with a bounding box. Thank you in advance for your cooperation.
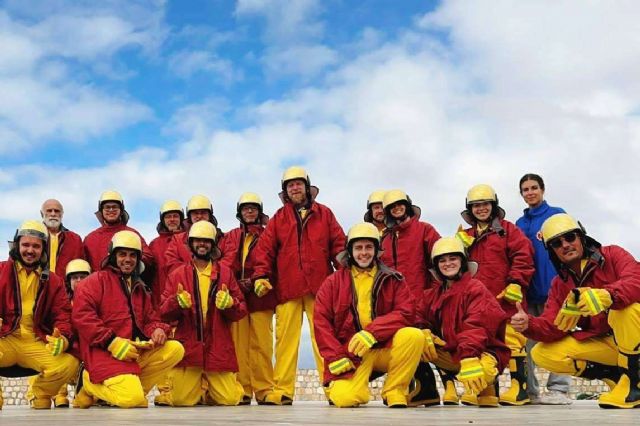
[437,254,462,279]
[471,201,492,223]
[115,249,138,275]
[240,204,260,223]
[520,179,545,208]
[163,212,182,232]
[190,238,213,260]
[389,202,407,219]
[19,236,44,268]
[370,203,385,222]
[101,202,122,225]
[351,239,376,269]
[286,179,307,205]
[550,231,584,269]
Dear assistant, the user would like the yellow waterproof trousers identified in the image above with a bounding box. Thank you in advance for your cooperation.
[165,366,244,406]
[329,327,423,408]
[82,340,184,408]
[230,309,275,401]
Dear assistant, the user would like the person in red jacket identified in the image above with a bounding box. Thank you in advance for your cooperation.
[417,236,510,407]
[165,194,225,275]
[220,192,277,405]
[149,200,185,308]
[252,166,346,405]
[363,190,387,234]
[314,222,423,408]
[72,230,184,408]
[159,221,247,406]
[40,199,85,279]
[83,190,154,272]
[0,220,79,409]
[457,184,535,406]
[511,213,640,409]
[379,189,441,406]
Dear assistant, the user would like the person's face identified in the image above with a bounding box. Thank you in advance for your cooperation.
[69,272,89,292]
[115,249,138,275]
[41,200,63,230]
[163,212,182,232]
[286,179,307,205]
[437,254,462,279]
[389,202,406,219]
[102,202,122,224]
[549,231,584,266]
[520,179,545,208]
[189,209,210,223]
[471,202,492,222]
[190,238,213,260]
[352,240,376,269]
[240,204,260,223]
[19,236,44,267]
[370,203,385,222]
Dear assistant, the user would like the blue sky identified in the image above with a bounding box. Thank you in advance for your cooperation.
[2,0,640,367]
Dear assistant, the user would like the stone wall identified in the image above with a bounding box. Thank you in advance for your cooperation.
[1,367,609,405]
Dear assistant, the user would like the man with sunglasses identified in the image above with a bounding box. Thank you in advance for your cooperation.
[510,213,640,409]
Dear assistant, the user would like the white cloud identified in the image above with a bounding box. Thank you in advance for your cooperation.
[167,50,237,81]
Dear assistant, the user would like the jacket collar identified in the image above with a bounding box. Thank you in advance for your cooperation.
[522,200,550,218]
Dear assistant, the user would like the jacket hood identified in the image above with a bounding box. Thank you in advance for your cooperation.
[429,261,479,284]
[384,205,422,229]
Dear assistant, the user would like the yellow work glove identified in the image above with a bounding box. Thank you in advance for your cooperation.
[456,357,487,395]
[455,225,475,248]
[347,330,377,357]
[131,337,154,350]
[45,327,69,357]
[422,329,446,362]
[215,284,234,310]
[176,283,192,309]
[553,290,581,332]
[328,357,355,375]
[576,287,612,316]
[254,278,272,298]
[497,283,523,304]
[107,337,139,362]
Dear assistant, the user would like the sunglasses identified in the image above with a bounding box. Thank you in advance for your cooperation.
[548,231,579,249]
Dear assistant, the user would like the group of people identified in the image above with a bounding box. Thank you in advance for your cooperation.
[1,167,639,411]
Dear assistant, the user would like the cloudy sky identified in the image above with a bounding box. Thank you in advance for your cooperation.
[2,1,639,365]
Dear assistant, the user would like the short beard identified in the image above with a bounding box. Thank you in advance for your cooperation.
[43,218,61,229]
[193,250,212,260]
[19,255,41,268]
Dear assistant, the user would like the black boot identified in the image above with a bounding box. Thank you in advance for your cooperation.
[598,353,640,409]
[577,360,621,390]
[499,356,530,406]
[408,362,440,407]
[438,368,459,405]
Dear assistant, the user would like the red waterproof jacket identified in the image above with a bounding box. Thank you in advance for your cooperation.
[526,245,640,343]
[314,262,414,385]
[416,271,510,371]
[462,219,534,317]
[72,267,171,383]
[50,226,85,279]
[83,223,154,272]
[252,199,346,303]
[149,222,185,308]
[0,258,73,341]
[380,215,441,297]
[220,224,278,312]
[160,262,247,372]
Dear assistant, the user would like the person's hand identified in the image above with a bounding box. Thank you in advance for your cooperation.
[456,357,487,394]
[176,283,192,309]
[553,290,581,332]
[328,357,355,375]
[215,284,234,310]
[108,337,139,362]
[131,337,155,350]
[576,287,612,316]
[348,331,377,357]
[421,329,446,362]
[455,225,475,248]
[254,278,272,298]
[510,302,529,332]
[151,328,167,346]
[497,283,523,304]
[45,328,69,356]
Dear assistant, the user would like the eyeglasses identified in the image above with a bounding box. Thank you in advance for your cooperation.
[548,231,579,249]
[102,205,121,211]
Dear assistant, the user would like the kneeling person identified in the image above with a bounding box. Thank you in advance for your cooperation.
[417,237,510,407]
[314,222,423,408]
[160,221,248,406]
[72,231,184,408]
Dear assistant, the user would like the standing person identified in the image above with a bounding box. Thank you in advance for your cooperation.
[416,237,511,407]
[516,173,572,404]
[252,166,346,405]
[73,231,184,408]
[379,189,441,406]
[40,199,85,279]
[511,213,640,409]
[458,184,535,406]
[160,221,247,406]
[149,200,185,308]
[314,223,423,408]
[220,193,277,405]
[363,190,386,234]
[0,220,79,409]
[83,190,153,272]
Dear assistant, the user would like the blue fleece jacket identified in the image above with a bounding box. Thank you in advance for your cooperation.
[516,201,565,304]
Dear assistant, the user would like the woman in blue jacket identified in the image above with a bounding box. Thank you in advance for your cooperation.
[516,173,571,405]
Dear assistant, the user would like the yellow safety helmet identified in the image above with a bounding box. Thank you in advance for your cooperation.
[186,194,213,215]
[109,230,142,254]
[281,166,310,190]
[347,222,381,246]
[431,236,467,262]
[188,220,217,241]
[99,190,124,207]
[237,192,263,211]
[65,259,91,278]
[367,190,386,208]
[466,184,497,205]
[382,189,410,209]
[541,213,582,247]
[160,200,183,216]
[16,220,48,242]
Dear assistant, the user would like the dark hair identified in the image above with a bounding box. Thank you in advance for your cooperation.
[519,173,545,194]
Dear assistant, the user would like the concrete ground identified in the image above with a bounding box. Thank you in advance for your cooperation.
[1,401,637,425]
